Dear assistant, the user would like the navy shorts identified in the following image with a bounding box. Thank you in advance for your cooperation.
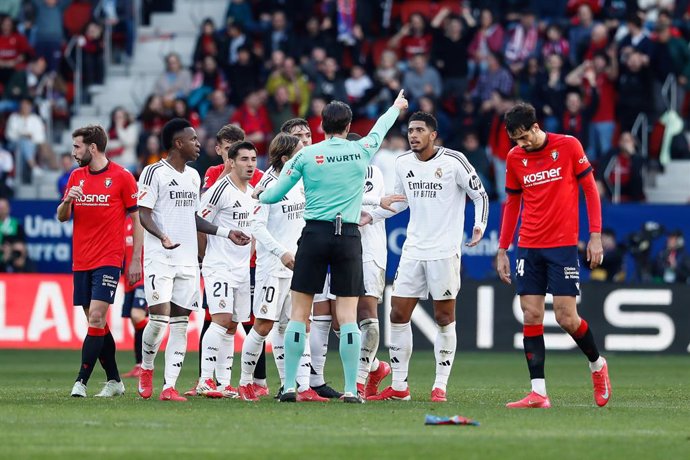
[514,246,580,296]
[122,286,147,317]
[73,266,121,307]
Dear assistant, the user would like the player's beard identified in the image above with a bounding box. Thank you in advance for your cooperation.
[76,151,92,167]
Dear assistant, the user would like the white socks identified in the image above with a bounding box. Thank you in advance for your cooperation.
[309,315,331,387]
[389,322,412,391]
[141,314,168,370]
[271,324,286,386]
[357,318,380,385]
[200,322,225,382]
[296,335,312,391]
[433,322,457,392]
[589,356,605,373]
[216,329,235,387]
[240,328,266,386]
[163,316,189,390]
[531,378,547,397]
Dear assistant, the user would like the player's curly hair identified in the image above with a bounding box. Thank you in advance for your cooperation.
[268,133,300,171]
[505,103,538,135]
[161,118,192,151]
[72,125,108,152]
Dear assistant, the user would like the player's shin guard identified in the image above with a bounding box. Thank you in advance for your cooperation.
[77,326,107,384]
[271,323,286,385]
[216,330,235,387]
[571,319,601,364]
[163,316,189,390]
[296,334,312,390]
[201,322,224,382]
[134,318,148,364]
[99,324,121,382]
[141,314,169,370]
[309,315,331,387]
[389,322,412,391]
[523,324,547,396]
[339,323,361,395]
[433,322,457,392]
[240,328,265,386]
[357,319,380,385]
[284,321,307,391]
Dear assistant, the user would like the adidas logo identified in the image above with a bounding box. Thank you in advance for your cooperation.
[438,360,452,367]
[391,357,400,364]
[276,354,284,360]
[360,357,370,363]
[168,179,179,187]
[172,362,182,368]
[232,200,242,208]
[443,290,453,297]
[406,170,415,178]
[243,360,256,366]
[205,356,217,362]
[144,350,155,355]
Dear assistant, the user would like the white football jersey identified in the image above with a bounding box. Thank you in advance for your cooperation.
[371,147,489,260]
[253,167,306,278]
[360,165,387,270]
[198,176,254,283]
[138,160,200,267]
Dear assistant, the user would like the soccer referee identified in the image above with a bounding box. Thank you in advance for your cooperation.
[256,90,408,403]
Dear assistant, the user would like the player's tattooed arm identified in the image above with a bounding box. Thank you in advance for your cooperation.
[139,206,180,249]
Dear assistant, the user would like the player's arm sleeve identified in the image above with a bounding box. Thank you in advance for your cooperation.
[580,172,602,233]
[498,192,521,249]
[260,155,302,204]
[370,166,408,223]
[504,155,522,196]
[356,106,401,158]
[455,155,489,233]
[137,165,159,210]
[122,170,139,212]
[251,204,289,257]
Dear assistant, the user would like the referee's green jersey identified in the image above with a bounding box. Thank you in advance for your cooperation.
[259,106,400,224]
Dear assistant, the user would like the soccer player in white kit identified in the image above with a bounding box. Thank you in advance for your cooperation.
[361,112,489,402]
[137,119,250,401]
[196,140,258,399]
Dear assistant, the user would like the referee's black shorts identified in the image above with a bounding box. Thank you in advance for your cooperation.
[291,220,365,297]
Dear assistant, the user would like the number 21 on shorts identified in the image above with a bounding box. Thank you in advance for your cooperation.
[516,258,525,277]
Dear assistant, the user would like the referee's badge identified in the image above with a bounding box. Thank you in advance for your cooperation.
[104,177,112,188]
[435,168,443,179]
[551,150,559,161]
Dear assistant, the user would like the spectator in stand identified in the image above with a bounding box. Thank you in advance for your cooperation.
[1,240,34,273]
[188,55,227,120]
[472,51,514,105]
[301,45,327,82]
[619,13,653,59]
[468,8,505,75]
[141,132,164,165]
[172,98,200,129]
[651,11,690,115]
[202,89,234,139]
[617,49,654,131]
[267,84,296,134]
[0,15,32,86]
[461,130,493,198]
[486,91,515,202]
[431,7,474,102]
[31,0,69,71]
[57,151,74,195]
[307,95,326,143]
[388,12,433,61]
[295,17,336,60]
[600,131,646,202]
[517,57,541,106]
[2,55,46,104]
[227,45,259,106]
[81,21,104,88]
[583,23,609,60]
[568,3,597,65]
[578,228,625,282]
[504,10,540,74]
[193,18,221,70]
[266,56,310,118]
[537,53,569,134]
[5,97,45,183]
[225,0,256,32]
[153,52,192,107]
[542,24,570,60]
[344,64,373,112]
[0,197,24,244]
[218,20,250,71]
[106,107,139,173]
[375,49,401,86]
[0,145,14,198]
[418,95,451,143]
[230,88,272,163]
[562,87,599,153]
[653,230,690,284]
[192,135,222,179]
[402,53,442,104]
[0,1,22,19]
[262,10,294,57]
[314,56,346,102]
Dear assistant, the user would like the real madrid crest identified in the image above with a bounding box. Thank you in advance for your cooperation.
[551,150,559,161]
[152,292,159,301]
[219,299,226,309]
[104,177,112,188]
[435,168,443,179]
[260,305,268,314]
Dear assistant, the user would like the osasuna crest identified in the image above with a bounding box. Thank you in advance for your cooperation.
[435,168,443,179]
[551,150,559,161]
[79,179,85,187]
[104,177,112,188]
[522,159,528,167]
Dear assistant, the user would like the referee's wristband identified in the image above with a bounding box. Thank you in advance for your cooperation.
[216,227,231,238]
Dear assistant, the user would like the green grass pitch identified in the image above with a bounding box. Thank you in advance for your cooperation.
[0,350,688,459]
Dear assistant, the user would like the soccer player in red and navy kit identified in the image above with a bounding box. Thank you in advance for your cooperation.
[496,103,611,408]
[121,215,147,378]
[58,125,142,398]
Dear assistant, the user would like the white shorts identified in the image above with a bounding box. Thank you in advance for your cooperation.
[254,274,291,323]
[203,271,251,322]
[392,255,461,300]
[313,273,335,302]
[143,260,200,310]
[363,260,385,302]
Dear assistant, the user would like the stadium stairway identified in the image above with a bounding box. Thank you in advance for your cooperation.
[644,159,690,203]
[16,0,228,199]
